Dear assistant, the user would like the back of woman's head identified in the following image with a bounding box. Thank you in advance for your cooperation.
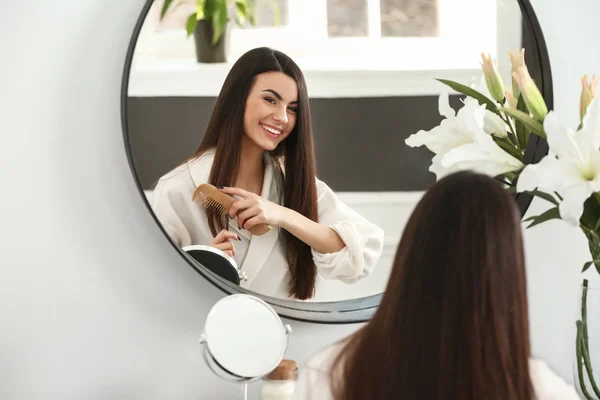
[333,171,533,400]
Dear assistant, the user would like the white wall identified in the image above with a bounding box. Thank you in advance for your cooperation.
[0,1,598,399]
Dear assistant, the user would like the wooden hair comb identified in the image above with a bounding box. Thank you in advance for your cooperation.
[192,183,272,236]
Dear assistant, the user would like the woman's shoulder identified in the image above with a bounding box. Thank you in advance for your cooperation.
[529,358,579,399]
[314,177,338,202]
[156,163,192,183]
[156,149,216,185]
[304,339,348,373]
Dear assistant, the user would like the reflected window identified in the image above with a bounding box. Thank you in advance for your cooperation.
[380,0,439,37]
[327,0,439,38]
[240,0,288,28]
[327,0,368,37]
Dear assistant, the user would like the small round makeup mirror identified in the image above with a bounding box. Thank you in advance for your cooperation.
[183,245,247,285]
[199,294,292,399]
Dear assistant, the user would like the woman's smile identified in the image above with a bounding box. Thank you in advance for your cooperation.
[261,123,283,139]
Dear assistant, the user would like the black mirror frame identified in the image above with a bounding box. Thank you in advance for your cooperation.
[120,0,552,324]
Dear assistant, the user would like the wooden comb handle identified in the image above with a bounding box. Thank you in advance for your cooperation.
[246,223,272,236]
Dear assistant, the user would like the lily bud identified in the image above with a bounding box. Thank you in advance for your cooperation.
[508,49,526,101]
[480,53,505,103]
[512,65,548,122]
[580,74,598,120]
[505,87,518,109]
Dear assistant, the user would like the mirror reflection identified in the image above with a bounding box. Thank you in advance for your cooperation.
[127,0,526,302]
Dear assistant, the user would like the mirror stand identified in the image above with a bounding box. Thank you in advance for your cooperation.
[199,336,252,400]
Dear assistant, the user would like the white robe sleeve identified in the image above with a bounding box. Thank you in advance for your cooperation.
[311,179,384,283]
[148,172,199,248]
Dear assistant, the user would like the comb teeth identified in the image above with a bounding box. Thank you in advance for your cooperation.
[206,197,225,214]
[196,193,225,214]
[192,183,233,216]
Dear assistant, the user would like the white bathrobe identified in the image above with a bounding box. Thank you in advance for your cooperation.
[149,149,384,299]
[293,342,580,400]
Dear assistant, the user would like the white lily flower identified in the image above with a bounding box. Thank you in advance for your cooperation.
[405,92,480,155]
[517,99,600,225]
[406,92,524,179]
[439,127,524,178]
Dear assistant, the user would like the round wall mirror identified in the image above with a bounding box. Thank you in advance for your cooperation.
[121,0,552,323]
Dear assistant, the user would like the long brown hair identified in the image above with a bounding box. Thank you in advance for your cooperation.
[330,171,534,399]
[190,47,318,299]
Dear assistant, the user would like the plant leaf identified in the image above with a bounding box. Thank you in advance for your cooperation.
[197,0,206,19]
[581,261,600,272]
[580,195,600,234]
[202,0,213,15]
[235,0,248,26]
[525,207,560,228]
[243,0,257,25]
[269,0,280,26]
[523,190,559,206]
[499,107,546,140]
[435,79,499,114]
[515,93,528,149]
[497,140,521,161]
[211,0,228,44]
[185,13,197,36]
[493,137,523,161]
[555,191,563,201]
[160,0,175,20]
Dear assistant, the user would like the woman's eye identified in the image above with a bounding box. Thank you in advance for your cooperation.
[288,106,298,113]
[264,97,276,105]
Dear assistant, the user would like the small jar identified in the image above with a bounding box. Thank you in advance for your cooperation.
[260,359,298,400]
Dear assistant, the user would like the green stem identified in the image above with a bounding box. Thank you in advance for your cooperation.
[582,226,600,244]
[497,105,522,152]
[581,280,600,397]
[578,321,595,399]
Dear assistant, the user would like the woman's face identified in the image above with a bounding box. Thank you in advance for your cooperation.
[243,71,298,152]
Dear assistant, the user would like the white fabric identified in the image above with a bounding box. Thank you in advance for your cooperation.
[149,149,384,300]
[293,342,580,400]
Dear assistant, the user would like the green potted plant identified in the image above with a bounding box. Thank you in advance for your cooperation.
[159,0,279,63]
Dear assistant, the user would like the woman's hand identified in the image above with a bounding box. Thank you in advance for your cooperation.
[209,229,240,257]
[220,187,345,254]
[219,187,287,230]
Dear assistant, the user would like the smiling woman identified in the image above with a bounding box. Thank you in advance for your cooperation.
[147,47,384,301]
